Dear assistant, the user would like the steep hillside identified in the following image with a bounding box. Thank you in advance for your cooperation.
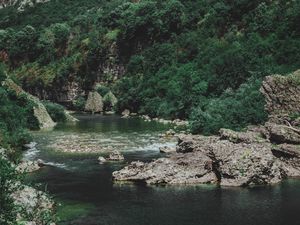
[1,0,300,133]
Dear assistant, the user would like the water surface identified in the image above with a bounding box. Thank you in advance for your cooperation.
[27,114,300,225]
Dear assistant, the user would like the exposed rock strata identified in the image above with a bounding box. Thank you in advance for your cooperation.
[260,70,300,122]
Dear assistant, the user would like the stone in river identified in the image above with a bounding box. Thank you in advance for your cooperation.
[98,156,107,164]
[108,150,124,161]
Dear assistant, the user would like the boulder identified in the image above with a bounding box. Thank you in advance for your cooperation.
[84,91,103,113]
[219,128,266,144]
[113,152,218,185]
[271,144,300,177]
[159,146,176,154]
[98,156,107,164]
[121,109,130,118]
[265,122,300,144]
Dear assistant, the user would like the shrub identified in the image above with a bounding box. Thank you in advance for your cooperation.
[42,101,66,122]
[96,85,110,97]
[0,82,34,151]
[189,79,267,134]
[73,96,86,111]
[0,63,6,82]
[0,157,18,224]
[103,91,118,111]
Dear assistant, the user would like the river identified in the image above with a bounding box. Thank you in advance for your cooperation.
[25,114,300,225]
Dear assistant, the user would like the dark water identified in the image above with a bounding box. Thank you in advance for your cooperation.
[27,115,300,225]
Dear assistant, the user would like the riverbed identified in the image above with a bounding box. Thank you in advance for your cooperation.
[26,114,300,225]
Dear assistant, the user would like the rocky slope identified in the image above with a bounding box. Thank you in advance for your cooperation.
[3,78,56,129]
[0,148,56,225]
[113,70,300,187]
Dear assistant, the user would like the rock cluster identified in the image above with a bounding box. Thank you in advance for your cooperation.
[12,185,55,225]
[98,150,124,163]
[140,115,188,126]
[113,128,300,186]
[113,71,300,187]
[159,146,176,154]
[121,109,131,118]
[16,160,41,173]
[1,148,56,225]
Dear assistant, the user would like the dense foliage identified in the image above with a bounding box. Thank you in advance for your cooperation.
[0,65,37,155]
[1,0,300,133]
[0,156,19,224]
[43,101,66,122]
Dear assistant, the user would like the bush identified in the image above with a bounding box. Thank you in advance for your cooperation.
[73,96,86,111]
[189,79,267,134]
[103,91,118,111]
[42,101,66,122]
[96,85,110,97]
[0,157,18,224]
[0,63,7,82]
[0,82,35,151]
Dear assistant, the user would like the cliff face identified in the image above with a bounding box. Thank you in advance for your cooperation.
[260,70,300,122]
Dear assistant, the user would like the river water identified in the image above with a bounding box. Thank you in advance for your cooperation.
[26,114,300,225]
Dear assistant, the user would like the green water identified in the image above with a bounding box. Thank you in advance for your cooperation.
[26,114,300,225]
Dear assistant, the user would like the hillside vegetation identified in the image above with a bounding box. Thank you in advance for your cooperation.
[1,0,300,134]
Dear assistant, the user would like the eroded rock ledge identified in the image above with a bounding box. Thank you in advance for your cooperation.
[113,128,300,186]
[113,70,300,187]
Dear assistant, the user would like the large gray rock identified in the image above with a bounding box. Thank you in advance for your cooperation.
[219,128,266,144]
[84,91,103,113]
[113,152,218,185]
[121,109,130,118]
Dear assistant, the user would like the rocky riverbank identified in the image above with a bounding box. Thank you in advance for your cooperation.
[0,148,56,225]
[113,70,300,187]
